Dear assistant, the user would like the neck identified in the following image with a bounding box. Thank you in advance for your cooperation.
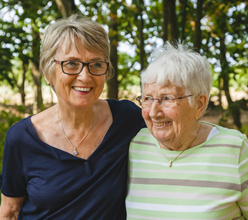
[56,102,95,131]
[159,122,201,151]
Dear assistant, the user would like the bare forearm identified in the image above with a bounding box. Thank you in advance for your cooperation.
[0,194,25,220]
[0,208,19,219]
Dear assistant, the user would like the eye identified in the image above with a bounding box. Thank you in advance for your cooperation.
[143,96,153,102]
[162,96,174,101]
[64,61,80,68]
[92,62,103,68]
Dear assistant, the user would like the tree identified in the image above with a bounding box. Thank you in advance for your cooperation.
[107,6,119,99]
[162,0,168,42]
[179,0,188,42]
[137,0,145,71]
[193,0,204,51]
[202,1,248,129]
[55,0,78,18]
[0,0,60,111]
[79,0,149,99]
[167,0,179,41]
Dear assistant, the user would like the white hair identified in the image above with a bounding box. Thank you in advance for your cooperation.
[141,42,212,112]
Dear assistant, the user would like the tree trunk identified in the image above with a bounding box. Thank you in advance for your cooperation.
[107,10,119,99]
[219,35,241,129]
[162,0,168,43]
[218,77,223,112]
[194,0,204,52]
[168,0,179,42]
[55,0,77,18]
[180,0,188,41]
[138,0,145,71]
[32,64,43,113]
[20,62,27,105]
[32,26,43,112]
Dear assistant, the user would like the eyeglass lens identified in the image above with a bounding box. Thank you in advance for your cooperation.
[62,61,108,75]
[142,96,175,107]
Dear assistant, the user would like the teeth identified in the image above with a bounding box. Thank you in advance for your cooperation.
[73,87,91,92]
[155,123,165,126]
[154,122,170,126]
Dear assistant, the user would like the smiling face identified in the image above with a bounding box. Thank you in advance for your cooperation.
[50,37,106,110]
[142,82,202,150]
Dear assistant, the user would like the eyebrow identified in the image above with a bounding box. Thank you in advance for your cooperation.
[143,94,171,97]
[63,56,104,61]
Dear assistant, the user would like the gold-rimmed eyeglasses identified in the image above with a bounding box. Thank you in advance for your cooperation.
[52,59,109,76]
[136,94,193,108]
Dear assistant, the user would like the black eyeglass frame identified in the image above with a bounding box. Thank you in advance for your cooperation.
[52,58,109,76]
[136,94,193,106]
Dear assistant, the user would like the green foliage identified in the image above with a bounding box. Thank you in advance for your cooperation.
[0,0,247,119]
[0,0,61,104]
[0,109,24,172]
[241,122,248,137]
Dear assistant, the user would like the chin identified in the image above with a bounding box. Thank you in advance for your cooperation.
[152,129,168,139]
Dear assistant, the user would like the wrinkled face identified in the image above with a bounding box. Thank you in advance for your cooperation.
[142,82,199,150]
[50,37,106,109]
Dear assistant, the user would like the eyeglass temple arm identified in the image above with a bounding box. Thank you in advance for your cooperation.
[177,95,192,100]
[52,59,60,64]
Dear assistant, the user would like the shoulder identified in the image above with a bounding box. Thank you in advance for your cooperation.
[107,99,141,116]
[202,122,247,154]
[129,128,158,155]
[107,99,143,121]
[202,122,247,141]
[107,99,142,122]
[31,105,57,127]
[4,117,34,158]
[215,124,247,142]
[6,117,31,140]
[106,99,146,133]
[131,128,157,145]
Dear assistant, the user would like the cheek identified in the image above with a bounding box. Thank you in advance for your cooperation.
[165,109,179,118]
[142,110,151,122]
[142,109,149,114]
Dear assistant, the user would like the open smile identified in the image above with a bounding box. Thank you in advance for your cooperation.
[72,86,92,92]
[154,121,171,127]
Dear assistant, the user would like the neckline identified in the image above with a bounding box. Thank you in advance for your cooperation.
[27,99,115,161]
[157,122,221,154]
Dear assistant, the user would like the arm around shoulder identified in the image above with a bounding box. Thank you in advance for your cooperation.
[0,194,25,220]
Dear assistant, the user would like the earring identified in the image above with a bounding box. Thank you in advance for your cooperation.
[47,82,51,86]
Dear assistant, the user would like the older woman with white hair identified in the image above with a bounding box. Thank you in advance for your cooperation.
[126,42,248,219]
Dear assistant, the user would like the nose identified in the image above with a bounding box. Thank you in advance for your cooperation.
[149,100,164,118]
[77,65,91,81]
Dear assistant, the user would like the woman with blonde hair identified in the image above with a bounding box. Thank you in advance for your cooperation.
[0,14,145,219]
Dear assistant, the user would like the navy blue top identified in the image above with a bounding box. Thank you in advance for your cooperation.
[1,99,146,220]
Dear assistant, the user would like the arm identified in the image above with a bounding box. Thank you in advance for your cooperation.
[237,139,248,217]
[0,194,25,220]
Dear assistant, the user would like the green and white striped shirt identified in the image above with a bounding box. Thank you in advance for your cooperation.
[126,123,248,220]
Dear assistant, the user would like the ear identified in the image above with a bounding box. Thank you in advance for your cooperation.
[44,75,50,85]
[194,94,207,120]
[44,74,54,86]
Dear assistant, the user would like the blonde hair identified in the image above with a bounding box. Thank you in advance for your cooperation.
[40,14,113,81]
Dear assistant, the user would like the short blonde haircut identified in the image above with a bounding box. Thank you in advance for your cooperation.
[40,14,113,81]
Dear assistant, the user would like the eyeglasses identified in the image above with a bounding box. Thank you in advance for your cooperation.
[136,94,193,108]
[52,59,109,76]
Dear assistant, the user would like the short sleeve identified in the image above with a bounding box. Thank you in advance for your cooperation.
[1,132,27,197]
[237,136,248,217]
